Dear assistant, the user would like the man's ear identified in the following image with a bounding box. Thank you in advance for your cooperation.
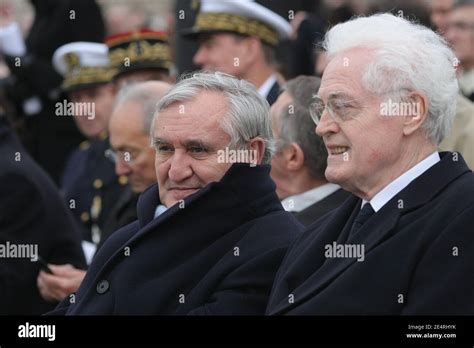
[286,143,305,171]
[402,92,429,136]
[240,36,260,65]
[248,137,266,165]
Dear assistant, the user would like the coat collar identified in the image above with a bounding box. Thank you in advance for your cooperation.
[270,151,471,314]
[136,163,277,228]
[125,163,280,246]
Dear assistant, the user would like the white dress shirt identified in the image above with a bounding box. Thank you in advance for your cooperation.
[258,74,278,99]
[281,183,341,213]
[362,152,440,212]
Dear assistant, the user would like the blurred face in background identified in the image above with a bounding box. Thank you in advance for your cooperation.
[69,83,115,139]
[109,101,157,193]
[446,5,474,68]
[193,33,251,77]
[430,0,454,35]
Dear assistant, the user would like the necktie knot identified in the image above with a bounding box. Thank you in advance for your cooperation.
[349,203,375,239]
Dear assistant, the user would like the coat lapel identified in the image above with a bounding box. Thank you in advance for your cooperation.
[271,152,471,315]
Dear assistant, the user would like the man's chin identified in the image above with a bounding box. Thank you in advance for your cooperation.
[162,188,200,207]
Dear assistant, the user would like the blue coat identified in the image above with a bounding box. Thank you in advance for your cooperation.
[52,164,303,315]
[267,152,474,315]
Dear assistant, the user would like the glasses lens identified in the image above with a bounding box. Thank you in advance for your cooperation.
[309,100,324,125]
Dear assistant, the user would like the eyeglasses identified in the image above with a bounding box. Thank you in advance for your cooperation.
[309,95,365,126]
[104,148,146,165]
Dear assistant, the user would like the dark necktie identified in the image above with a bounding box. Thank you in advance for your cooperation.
[348,203,375,239]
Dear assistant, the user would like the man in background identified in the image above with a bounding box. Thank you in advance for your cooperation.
[182,0,291,105]
[37,81,171,302]
[270,75,349,225]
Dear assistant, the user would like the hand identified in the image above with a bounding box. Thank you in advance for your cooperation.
[37,264,86,302]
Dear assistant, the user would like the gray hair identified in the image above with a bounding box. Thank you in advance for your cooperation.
[322,13,459,145]
[113,81,171,133]
[151,71,275,164]
[276,76,327,180]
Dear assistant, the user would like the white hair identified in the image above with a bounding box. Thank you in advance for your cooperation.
[114,81,171,133]
[151,71,275,164]
[322,13,459,145]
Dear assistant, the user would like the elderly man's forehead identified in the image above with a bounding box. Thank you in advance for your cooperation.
[318,48,373,98]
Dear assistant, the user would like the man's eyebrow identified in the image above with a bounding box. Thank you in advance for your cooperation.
[184,139,213,149]
[327,92,353,100]
[152,137,170,146]
[152,137,213,149]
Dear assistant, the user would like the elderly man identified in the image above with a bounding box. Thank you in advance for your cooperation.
[37,82,171,302]
[48,72,302,315]
[183,0,291,105]
[270,76,349,226]
[267,13,474,315]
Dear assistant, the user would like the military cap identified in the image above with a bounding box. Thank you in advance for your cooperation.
[182,0,292,46]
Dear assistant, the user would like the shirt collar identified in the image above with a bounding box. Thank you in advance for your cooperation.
[281,183,341,212]
[154,204,168,219]
[258,74,277,98]
[362,151,440,212]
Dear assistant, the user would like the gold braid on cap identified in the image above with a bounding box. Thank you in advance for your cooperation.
[196,12,279,46]
[62,67,116,91]
[108,41,172,70]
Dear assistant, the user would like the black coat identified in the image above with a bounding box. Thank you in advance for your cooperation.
[267,152,474,315]
[99,186,139,249]
[293,188,351,226]
[51,164,303,315]
[266,81,281,106]
[0,118,86,315]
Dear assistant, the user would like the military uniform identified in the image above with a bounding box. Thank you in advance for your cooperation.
[52,42,128,262]
[106,29,173,83]
[61,134,128,248]
[181,0,292,105]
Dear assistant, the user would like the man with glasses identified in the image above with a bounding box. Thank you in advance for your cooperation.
[48,71,303,315]
[267,13,474,315]
[270,76,349,226]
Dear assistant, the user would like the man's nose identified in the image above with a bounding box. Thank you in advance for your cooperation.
[115,159,132,177]
[168,152,193,182]
[316,110,339,137]
[193,46,206,67]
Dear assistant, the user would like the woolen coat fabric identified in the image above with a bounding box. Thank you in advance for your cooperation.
[293,189,351,226]
[50,163,303,315]
[0,118,86,315]
[267,152,474,315]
